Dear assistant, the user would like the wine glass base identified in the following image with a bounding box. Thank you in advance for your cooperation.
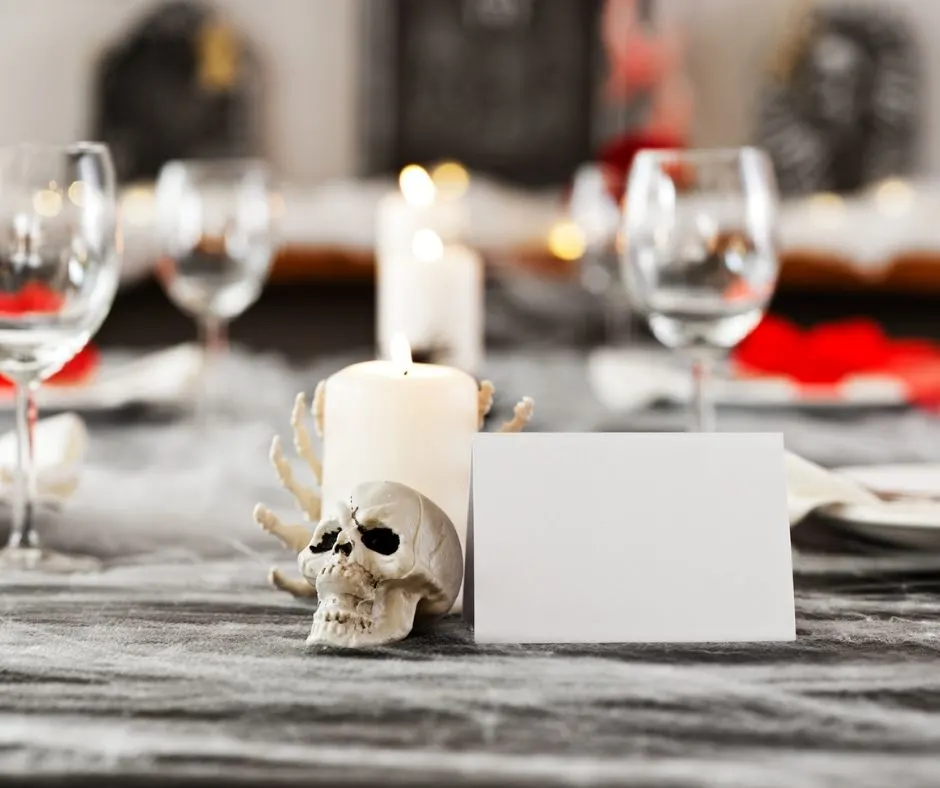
[0,546,102,573]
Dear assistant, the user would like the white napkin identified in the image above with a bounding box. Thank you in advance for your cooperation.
[588,347,907,412]
[786,451,882,524]
[30,344,203,412]
[0,413,87,504]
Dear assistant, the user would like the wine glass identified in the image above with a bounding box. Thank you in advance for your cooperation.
[0,142,120,571]
[570,164,631,345]
[622,147,779,431]
[154,159,273,419]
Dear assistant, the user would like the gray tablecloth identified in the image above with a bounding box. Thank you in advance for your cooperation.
[3,348,940,787]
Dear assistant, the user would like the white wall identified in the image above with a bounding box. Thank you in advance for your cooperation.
[671,0,940,176]
[0,0,359,182]
[0,0,938,181]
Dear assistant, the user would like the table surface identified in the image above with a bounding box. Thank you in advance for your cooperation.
[6,283,940,786]
[4,552,940,788]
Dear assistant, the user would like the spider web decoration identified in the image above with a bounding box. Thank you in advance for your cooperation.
[754,4,919,196]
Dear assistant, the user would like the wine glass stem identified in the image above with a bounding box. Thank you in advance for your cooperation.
[691,354,715,433]
[198,316,228,424]
[8,380,38,549]
[604,288,632,347]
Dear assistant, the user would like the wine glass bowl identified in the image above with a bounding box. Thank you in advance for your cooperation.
[154,158,273,417]
[0,142,120,570]
[156,159,272,319]
[641,228,773,349]
[623,147,779,430]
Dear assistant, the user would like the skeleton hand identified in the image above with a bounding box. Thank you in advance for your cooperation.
[270,436,321,521]
[269,391,324,523]
[269,567,316,599]
[291,392,322,483]
[312,379,326,438]
[499,397,534,433]
[477,380,495,429]
[255,506,318,600]
[258,389,328,596]
[253,503,313,552]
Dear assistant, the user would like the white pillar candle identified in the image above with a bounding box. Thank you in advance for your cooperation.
[375,178,466,251]
[320,337,479,560]
[377,230,483,374]
[375,165,484,374]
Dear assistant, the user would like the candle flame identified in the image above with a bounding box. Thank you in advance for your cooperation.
[548,220,586,261]
[873,178,913,216]
[810,192,843,210]
[390,333,413,373]
[33,188,62,218]
[431,160,469,199]
[808,192,845,229]
[121,185,157,227]
[399,164,436,208]
[268,189,286,219]
[412,228,444,263]
[67,181,86,207]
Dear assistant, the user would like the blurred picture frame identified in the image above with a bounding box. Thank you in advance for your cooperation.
[360,0,609,187]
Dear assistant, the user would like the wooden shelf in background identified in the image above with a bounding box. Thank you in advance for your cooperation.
[270,243,940,294]
[778,250,940,292]
[271,245,374,282]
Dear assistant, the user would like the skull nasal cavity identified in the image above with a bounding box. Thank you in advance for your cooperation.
[333,541,353,557]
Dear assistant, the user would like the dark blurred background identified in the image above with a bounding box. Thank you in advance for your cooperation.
[7,0,940,361]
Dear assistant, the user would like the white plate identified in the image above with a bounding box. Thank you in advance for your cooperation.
[838,464,940,499]
[817,464,940,549]
[0,344,203,413]
[588,347,908,412]
[819,500,940,549]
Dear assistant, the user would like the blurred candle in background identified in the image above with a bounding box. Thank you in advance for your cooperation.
[118,184,160,285]
[873,178,914,217]
[375,163,483,373]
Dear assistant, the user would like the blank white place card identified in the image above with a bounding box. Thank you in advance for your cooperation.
[465,433,795,644]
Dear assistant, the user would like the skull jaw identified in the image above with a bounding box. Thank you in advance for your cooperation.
[306,587,421,649]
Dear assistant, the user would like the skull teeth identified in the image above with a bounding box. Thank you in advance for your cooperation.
[322,563,371,581]
[314,598,374,632]
[311,557,382,643]
[316,611,371,627]
[322,611,352,624]
[315,560,376,601]
[313,613,373,631]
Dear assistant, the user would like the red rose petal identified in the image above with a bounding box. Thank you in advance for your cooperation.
[737,316,932,377]
[0,282,99,389]
[0,282,64,315]
[0,344,100,389]
[733,314,803,376]
[803,319,891,376]
[595,131,685,201]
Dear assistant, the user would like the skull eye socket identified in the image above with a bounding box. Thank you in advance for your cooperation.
[359,525,400,556]
[309,528,339,554]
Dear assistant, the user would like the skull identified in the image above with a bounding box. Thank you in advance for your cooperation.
[298,480,463,648]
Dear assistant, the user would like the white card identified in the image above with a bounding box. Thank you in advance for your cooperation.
[465,433,795,644]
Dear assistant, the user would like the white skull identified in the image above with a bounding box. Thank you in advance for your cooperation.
[297,480,463,648]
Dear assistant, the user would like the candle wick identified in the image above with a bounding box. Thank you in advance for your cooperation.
[403,370,409,376]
